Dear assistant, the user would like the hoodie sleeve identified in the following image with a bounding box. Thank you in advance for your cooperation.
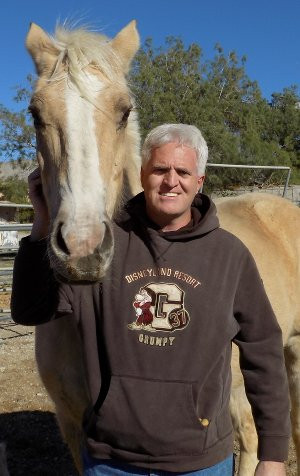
[11,236,72,325]
[233,250,290,462]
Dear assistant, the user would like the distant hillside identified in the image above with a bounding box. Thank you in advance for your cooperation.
[0,160,36,182]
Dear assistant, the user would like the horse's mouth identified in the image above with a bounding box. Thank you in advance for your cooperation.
[49,221,114,282]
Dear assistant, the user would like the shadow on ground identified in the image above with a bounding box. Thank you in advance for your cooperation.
[0,410,78,475]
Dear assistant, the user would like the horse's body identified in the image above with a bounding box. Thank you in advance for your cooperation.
[217,193,300,475]
[26,22,300,476]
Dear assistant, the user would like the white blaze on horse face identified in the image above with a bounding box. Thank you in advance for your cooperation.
[61,73,106,258]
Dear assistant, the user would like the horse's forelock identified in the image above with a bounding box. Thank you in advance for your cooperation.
[49,26,122,86]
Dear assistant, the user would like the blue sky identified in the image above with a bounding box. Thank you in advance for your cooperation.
[1,0,299,111]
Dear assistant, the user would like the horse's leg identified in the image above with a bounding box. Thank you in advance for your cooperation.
[285,335,300,475]
[231,386,258,476]
[35,317,90,475]
[55,407,83,475]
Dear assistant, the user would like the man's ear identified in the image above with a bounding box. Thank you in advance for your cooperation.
[197,175,205,192]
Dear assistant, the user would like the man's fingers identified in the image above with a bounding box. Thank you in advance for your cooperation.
[28,168,43,191]
[28,167,47,206]
[28,167,42,187]
[28,167,41,180]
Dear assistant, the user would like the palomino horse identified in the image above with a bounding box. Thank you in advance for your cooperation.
[26,22,300,476]
[26,20,141,471]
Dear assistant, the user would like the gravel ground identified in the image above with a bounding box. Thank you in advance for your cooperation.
[0,321,78,476]
[0,318,297,476]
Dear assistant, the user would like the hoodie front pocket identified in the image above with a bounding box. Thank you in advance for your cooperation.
[95,375,207,456]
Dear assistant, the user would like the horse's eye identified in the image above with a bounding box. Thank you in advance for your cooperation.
[122,108,131,122]
[28,106,44,128]
[117,107,132,130]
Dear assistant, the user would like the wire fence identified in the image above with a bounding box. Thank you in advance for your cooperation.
[203,164,292,198]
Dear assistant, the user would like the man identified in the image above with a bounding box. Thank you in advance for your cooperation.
[12,124,290,475]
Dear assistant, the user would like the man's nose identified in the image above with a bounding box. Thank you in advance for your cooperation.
[163,170,178,187]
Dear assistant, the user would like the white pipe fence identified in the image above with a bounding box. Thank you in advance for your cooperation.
[0,224,32,231]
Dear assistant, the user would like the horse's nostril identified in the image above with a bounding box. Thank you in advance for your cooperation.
[56,223,70,255]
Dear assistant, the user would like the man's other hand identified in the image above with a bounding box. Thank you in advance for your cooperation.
[255,461,286,475]
[28,167,50,241]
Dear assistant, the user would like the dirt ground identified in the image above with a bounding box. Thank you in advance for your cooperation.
[0,320,78,476]
[0,316,297,475]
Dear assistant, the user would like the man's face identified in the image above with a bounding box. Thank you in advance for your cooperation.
[141,142,204,230]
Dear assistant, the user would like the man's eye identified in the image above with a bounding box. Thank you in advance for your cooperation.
[153,168,167,174]
[178,170,190,176]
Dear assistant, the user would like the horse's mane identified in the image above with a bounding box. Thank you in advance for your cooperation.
[49,26,123,96]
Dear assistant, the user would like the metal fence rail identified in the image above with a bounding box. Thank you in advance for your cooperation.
[0,224,32,231]
[0,203,32,208]
[0,268,14,275]
[0,311,12,321]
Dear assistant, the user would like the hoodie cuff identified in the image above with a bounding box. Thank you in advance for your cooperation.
[19,235,48,249]
[258,435,290,462]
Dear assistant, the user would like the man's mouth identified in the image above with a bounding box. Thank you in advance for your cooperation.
[160,193,179,197]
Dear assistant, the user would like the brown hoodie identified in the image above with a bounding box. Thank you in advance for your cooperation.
[11,193,290,472]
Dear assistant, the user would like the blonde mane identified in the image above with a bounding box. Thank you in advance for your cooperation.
[48,26,124,101]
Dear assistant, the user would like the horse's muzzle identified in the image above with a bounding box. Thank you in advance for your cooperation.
[49,219,114,282]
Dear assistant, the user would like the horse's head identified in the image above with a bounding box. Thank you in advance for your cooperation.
[26,21,141,281]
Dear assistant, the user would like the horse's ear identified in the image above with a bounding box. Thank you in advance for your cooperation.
[111,20,140,73]
[26,23,59,76]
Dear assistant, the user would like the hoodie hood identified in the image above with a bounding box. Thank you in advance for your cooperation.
[119,192,219,241]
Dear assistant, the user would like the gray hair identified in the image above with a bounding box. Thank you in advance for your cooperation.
[141,124,208,175]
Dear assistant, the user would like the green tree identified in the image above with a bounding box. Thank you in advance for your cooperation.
[131,37,299,184]
[267,86,300,173]
[130,37,204,139]
[0,177,28,203]
[0,75,35,162]
[0,177,33,222]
